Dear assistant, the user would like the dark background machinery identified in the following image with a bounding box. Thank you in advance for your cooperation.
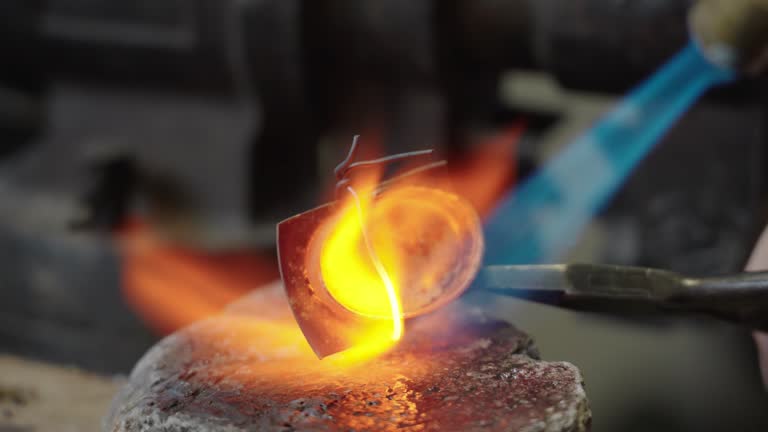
[1,1,768,431]
[1,0,760,268]
[0,0,726,221]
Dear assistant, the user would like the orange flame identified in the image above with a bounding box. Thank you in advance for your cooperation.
[117,219,279,335]
[117,122,524,360]
[442,121,526,218]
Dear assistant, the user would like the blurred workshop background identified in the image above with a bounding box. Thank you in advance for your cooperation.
[1,1,768,431]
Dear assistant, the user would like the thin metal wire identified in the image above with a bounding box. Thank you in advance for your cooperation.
[334,135,361,181]
[345,149,435,173]
[334,135,439,199]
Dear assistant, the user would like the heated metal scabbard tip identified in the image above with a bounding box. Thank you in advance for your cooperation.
[690,0,768,75]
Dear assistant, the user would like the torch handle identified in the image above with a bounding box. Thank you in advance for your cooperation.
[674,271,768,331]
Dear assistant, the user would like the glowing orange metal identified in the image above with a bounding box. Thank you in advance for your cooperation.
[278,138,484,359]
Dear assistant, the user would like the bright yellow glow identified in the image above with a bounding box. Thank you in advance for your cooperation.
[346,186,403,340]
[320,180,404,353]
[321,193,400,319]
[318,174,483,365]
[325,321,396,366]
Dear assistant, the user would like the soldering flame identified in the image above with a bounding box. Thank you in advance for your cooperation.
[119,123,523,365]
[117,218,279,335]
[320,170,404,358]
[345,185,403,340]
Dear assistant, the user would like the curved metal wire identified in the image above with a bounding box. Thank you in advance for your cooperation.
[333,135,440,199]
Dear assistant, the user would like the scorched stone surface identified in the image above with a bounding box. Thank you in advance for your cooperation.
[105,283,590,431]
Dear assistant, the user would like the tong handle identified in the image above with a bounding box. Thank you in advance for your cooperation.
[675,271,768,331]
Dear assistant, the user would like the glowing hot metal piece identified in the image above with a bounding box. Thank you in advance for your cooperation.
[278,140,484,359]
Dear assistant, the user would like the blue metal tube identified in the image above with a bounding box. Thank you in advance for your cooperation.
[484,41,736,265]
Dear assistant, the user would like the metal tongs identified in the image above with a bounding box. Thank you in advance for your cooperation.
[474,264,768,331]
